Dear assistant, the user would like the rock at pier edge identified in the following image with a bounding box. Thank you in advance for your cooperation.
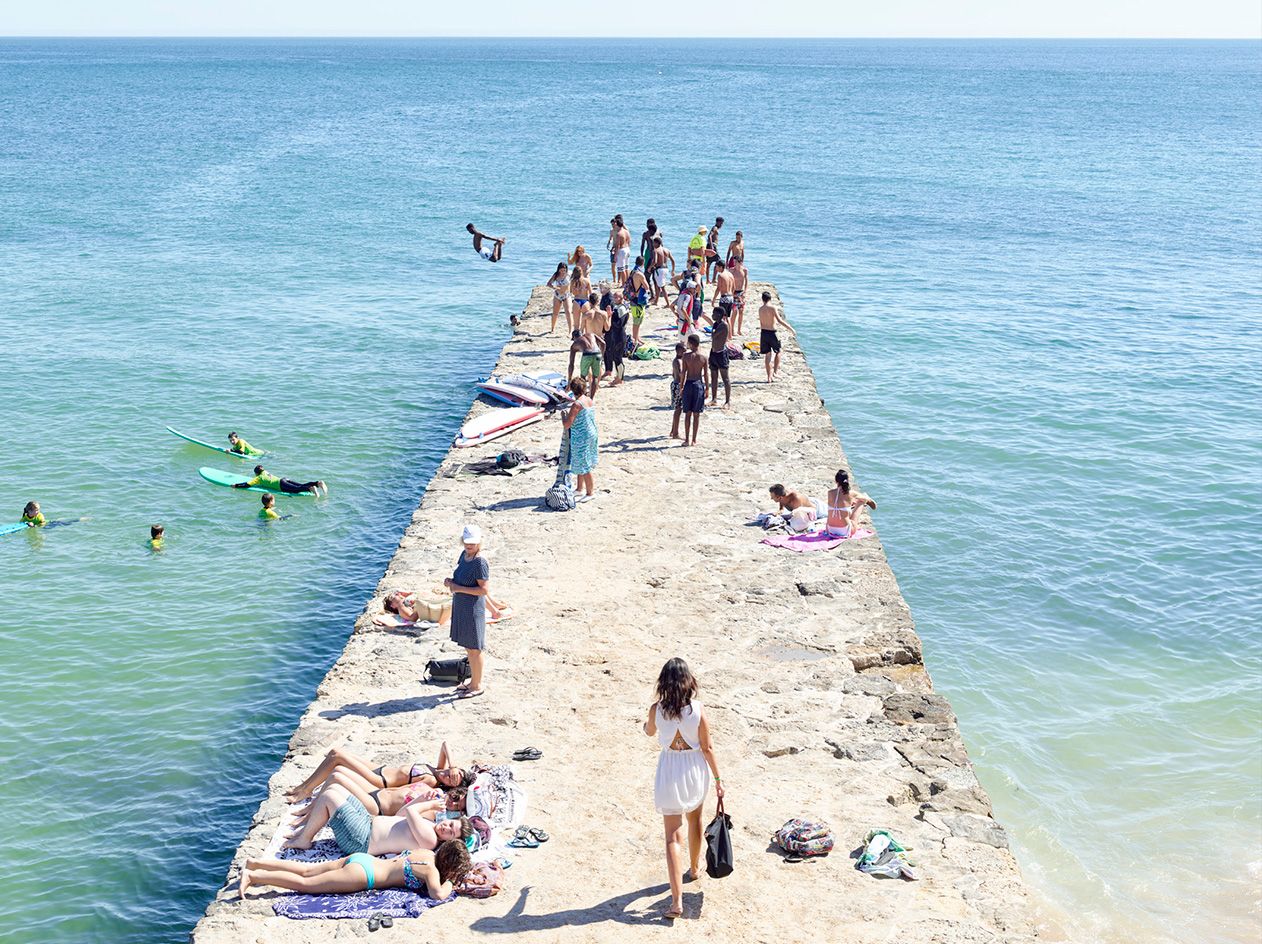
[193,283,1050,944]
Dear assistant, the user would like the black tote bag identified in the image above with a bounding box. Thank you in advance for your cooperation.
[705,798,734,878]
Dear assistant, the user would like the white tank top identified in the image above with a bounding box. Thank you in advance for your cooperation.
[656,701,703,750]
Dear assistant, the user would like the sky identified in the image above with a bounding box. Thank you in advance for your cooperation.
[2,0,1259,38]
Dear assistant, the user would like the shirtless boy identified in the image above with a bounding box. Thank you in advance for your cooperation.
[612,215,632,282]
[466,224,505,262]
[714,260,735,319]
[678,334,710,447]
[650,236,676,308]
[728,257,748,335]
[708,308,732,409]
[758,290,795,382]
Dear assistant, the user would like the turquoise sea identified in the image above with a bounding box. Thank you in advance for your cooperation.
[0,38,1258,943]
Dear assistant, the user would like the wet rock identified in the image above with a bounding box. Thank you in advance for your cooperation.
[936,813,1010,849]
[884,692,956,725]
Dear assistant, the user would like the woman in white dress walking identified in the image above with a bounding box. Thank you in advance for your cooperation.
[644,657,724,920]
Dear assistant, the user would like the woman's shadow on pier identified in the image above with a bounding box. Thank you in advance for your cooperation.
[470,884,704,931]
[319,693,450,720]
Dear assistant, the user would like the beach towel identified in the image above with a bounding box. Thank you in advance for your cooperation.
[760,529,873,553]
[273,888,455,920]
[372,614,437,629]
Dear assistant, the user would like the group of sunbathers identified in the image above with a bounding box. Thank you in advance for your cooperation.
[239,742,497,901]
[768,469,877,537]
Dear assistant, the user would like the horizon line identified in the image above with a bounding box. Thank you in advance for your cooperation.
[1,34,1257,41]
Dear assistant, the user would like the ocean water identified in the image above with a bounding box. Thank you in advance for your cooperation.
[0,38,1258,943]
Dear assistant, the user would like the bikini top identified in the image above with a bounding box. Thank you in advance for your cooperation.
[828,491,853,515]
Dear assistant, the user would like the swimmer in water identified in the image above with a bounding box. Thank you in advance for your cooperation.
[466,224,505,263]
[149,524,165,549]
[233,465,327,496]
[228,432,263,456]
[259,493,281,519]
[21,501,46,527]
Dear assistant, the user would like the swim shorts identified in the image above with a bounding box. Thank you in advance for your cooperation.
[653,267,668,287]
[760,328,781,354]
[615,247,630,269]
[681,378,706,414]
[709,349,730,371]
[330,796,372,855]
[580,353,601,378]
[670,378,681,410]
[631,304,645,325]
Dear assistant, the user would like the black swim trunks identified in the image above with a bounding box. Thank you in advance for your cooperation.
[681,377,706,414]
[708,349,730,371]
[760,328,781,354]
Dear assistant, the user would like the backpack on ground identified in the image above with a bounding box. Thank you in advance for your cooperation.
[424,656,471,685]
[773,818,834,857]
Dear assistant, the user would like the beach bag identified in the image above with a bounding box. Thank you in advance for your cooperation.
[725,342,744,359]
[495,449,527,470]
[423,656,470,685]
[467,815,492,851]
[773,819,834,857]
[544,429,576,511]
[454,860,506,898]
[705,799,734,878]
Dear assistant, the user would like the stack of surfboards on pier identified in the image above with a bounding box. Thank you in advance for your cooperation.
[455,371,570,448]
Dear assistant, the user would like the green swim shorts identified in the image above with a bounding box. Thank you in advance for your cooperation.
[580,353,601,378]
[631,304,645,325]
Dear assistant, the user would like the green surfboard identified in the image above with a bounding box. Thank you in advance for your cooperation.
[198,467,316,496]
[167,426,264,458]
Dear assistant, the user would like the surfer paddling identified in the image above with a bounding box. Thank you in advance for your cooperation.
[234,465,327,496]
[227,432,263,456]
[466,224,505,263]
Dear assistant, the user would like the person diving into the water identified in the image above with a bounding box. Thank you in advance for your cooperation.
[467,224,505,263]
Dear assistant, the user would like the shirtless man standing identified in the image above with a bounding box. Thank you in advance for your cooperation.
[577,294,609,398]
[708,307,732,409]
[758,290,795,382]
[466,224,505,262]
[639,218,659,273]
[625,256,651,344]
[678,334,710,447]
[705,216,724,284]
[728,256,749,335]
[714,261,736,319]
[650,236,676,309]
[613,216,632,282]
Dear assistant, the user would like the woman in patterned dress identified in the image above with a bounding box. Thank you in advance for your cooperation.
[561,378,598,503]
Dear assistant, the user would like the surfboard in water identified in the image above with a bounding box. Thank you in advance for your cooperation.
[198,467,318,496]
[0,522,30,537]
[167,426,263,458]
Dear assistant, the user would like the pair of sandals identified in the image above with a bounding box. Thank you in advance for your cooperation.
[782,852,826,864]
[508,826,549,848]
[367,913,393,932]
[512,746,542,761]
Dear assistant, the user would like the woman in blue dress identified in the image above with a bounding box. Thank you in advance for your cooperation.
[562,378,598,503]
[444,524,492,699]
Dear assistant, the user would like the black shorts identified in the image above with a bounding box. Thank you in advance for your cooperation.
[760,329,781,354]
[709,349,730,371]
[681,378,706,414]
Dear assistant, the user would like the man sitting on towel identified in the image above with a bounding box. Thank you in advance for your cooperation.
[769,484,818,532]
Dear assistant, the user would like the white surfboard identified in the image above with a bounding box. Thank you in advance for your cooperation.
[455,406,544,448]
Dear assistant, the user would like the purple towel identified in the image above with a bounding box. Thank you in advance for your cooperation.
[272,888,455,920]
[760,528,873,553]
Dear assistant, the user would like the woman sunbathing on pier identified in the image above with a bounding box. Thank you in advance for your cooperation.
[288,770,467,823]
[240,839,470,900]
[285,742,472,804]
[285,783,473,855]
[383,588,512,625]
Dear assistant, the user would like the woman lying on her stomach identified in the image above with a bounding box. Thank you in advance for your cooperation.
[239,838,470,900]
[285,742,473,804]
[284,783,474,856]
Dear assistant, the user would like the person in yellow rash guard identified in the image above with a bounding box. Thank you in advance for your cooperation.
[149,523,165,549]
[21,501,46,527]
[233,465,326,496]
[687,226,707,273]
[259,494,281,519]
[227,431,263,456]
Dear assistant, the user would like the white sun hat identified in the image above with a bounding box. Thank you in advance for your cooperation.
[461,524,483,545]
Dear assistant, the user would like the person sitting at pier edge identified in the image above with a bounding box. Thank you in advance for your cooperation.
[446,524,492,700]
[285,742,472,803]
[240,839,470,901]
[467,223,505,262]
[769,483,818,531]
[826,469,877,539]
[284,781,473,854]
[233,464,326,496]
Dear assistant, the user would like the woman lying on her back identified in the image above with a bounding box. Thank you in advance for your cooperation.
[288,774,467,825]
[285,742,473,804]
[239,838,470,900]
[384,588,511,624]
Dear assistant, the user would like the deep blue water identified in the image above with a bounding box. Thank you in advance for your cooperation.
[0,38,1258,943]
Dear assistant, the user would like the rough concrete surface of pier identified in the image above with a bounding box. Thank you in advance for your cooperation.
[193,283,1047,943]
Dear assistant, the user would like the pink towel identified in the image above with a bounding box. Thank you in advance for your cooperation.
[760,529,873,553]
